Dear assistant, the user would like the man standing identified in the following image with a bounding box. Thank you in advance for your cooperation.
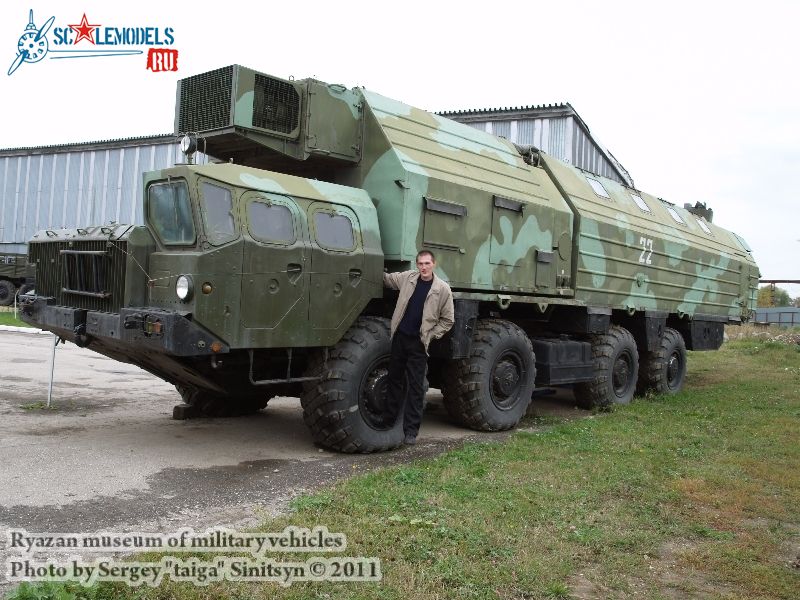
[383,250,454,445]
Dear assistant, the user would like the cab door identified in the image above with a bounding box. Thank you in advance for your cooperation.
[240,192,309,346]
[306,203,364,337]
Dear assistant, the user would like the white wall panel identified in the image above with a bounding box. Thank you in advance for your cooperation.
[0,138,209,253]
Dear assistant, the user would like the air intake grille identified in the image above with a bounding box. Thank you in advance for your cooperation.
[30,240,128,313]
[177,66,233,133]
[253,74,300,134]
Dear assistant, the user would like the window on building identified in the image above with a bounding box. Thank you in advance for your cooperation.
[586,177,610,198]
[314,211,355,250]
[248,201,295,244]
[200,182,237,245]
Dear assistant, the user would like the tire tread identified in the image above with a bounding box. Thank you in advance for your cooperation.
[442,319,535,431]
[300,317,402,453]
[574,325,638,409]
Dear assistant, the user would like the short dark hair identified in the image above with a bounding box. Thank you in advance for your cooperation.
[416,250,436,263]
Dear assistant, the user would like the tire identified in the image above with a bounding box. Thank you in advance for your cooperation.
[636,327,687,396]
[0,280,16,306]
[300,316,404,453]
[176,385,269,417]
[574,325,639,409]
[18,283,34,297]
[441,319,536,431]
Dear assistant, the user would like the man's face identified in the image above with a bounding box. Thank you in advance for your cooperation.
[416,254,435,280]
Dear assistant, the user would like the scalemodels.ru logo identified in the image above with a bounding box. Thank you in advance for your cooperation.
[7,9,178,76]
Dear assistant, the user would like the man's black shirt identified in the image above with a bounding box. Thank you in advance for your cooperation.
[398,277,432,336]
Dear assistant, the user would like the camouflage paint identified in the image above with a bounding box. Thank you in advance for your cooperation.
[356,89,574,294]
[27,65,760,368]
[177,67,757,321]
[539,154,757,320]
[142,164,383,349]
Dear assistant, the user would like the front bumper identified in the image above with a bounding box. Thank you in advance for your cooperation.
[20,295,229,356]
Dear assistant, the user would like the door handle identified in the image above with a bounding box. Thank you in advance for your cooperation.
[349,269,362,287]
[287,263,302,284]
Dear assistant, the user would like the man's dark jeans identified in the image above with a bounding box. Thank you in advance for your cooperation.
[386,331,427,438]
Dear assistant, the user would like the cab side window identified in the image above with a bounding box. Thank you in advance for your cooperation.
[200,182,238,245]
[314,211,355,250]
[248,201,296,244]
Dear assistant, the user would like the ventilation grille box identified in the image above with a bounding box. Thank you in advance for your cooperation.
[253,74,300,134]
[176,66,234,133]
[176,65,302,139]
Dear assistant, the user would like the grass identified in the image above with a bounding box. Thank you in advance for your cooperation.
[0,311,32,327]
[5,336,800,600]
[19,401,56,411]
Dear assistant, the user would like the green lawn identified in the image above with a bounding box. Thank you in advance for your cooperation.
[0,311,32,327]
[7,338,800,600]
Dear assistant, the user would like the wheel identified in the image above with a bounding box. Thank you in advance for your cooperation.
[574,325,639,409]
[636,327,687,396]
[441,319,536,431]
[175,385,269,418]
[18,283,34,297]
[300,316,404,453]
[0,280,16,306]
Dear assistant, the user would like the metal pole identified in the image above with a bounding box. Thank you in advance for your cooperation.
[47,334,57,408]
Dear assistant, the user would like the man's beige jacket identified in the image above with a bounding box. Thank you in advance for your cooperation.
[383,270,455,352]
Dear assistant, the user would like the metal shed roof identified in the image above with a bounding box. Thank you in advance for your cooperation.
[0,133,177,157]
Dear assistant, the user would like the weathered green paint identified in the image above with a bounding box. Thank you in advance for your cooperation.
[137,164,383,349]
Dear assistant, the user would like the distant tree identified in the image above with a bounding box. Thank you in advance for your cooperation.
[757,285,792,307]
[794,296,800,308]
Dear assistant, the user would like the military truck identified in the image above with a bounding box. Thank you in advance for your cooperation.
[20,65,759,452]
[0,252,34,306]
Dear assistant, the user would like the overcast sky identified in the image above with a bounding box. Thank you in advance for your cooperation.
[1,0,798,297]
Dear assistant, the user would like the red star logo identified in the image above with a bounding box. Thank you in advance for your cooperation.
[68,13,100,45]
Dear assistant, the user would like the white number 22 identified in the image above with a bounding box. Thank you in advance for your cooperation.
[638,237,653,265]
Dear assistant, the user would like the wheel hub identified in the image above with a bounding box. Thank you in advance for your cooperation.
[612,353,632,396]
[491,351,525,410]
[667,353,680,386]
[359,361,397,430]
[363,367,388,414]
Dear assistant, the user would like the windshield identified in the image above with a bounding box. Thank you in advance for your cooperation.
[147,180,196,245]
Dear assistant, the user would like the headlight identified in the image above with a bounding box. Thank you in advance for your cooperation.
[176,275,193,301]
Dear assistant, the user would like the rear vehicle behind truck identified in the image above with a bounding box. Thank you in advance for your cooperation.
[0,252,34,306]
[21,65,760,452]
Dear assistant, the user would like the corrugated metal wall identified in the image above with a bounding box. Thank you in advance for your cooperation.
[452,115,626,185]
[0,141,207,254]
[572,123,619,181]
[514,117,569,163]
[754,307,800,327]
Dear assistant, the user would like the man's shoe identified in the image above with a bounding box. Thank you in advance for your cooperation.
[404,435,417,445]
